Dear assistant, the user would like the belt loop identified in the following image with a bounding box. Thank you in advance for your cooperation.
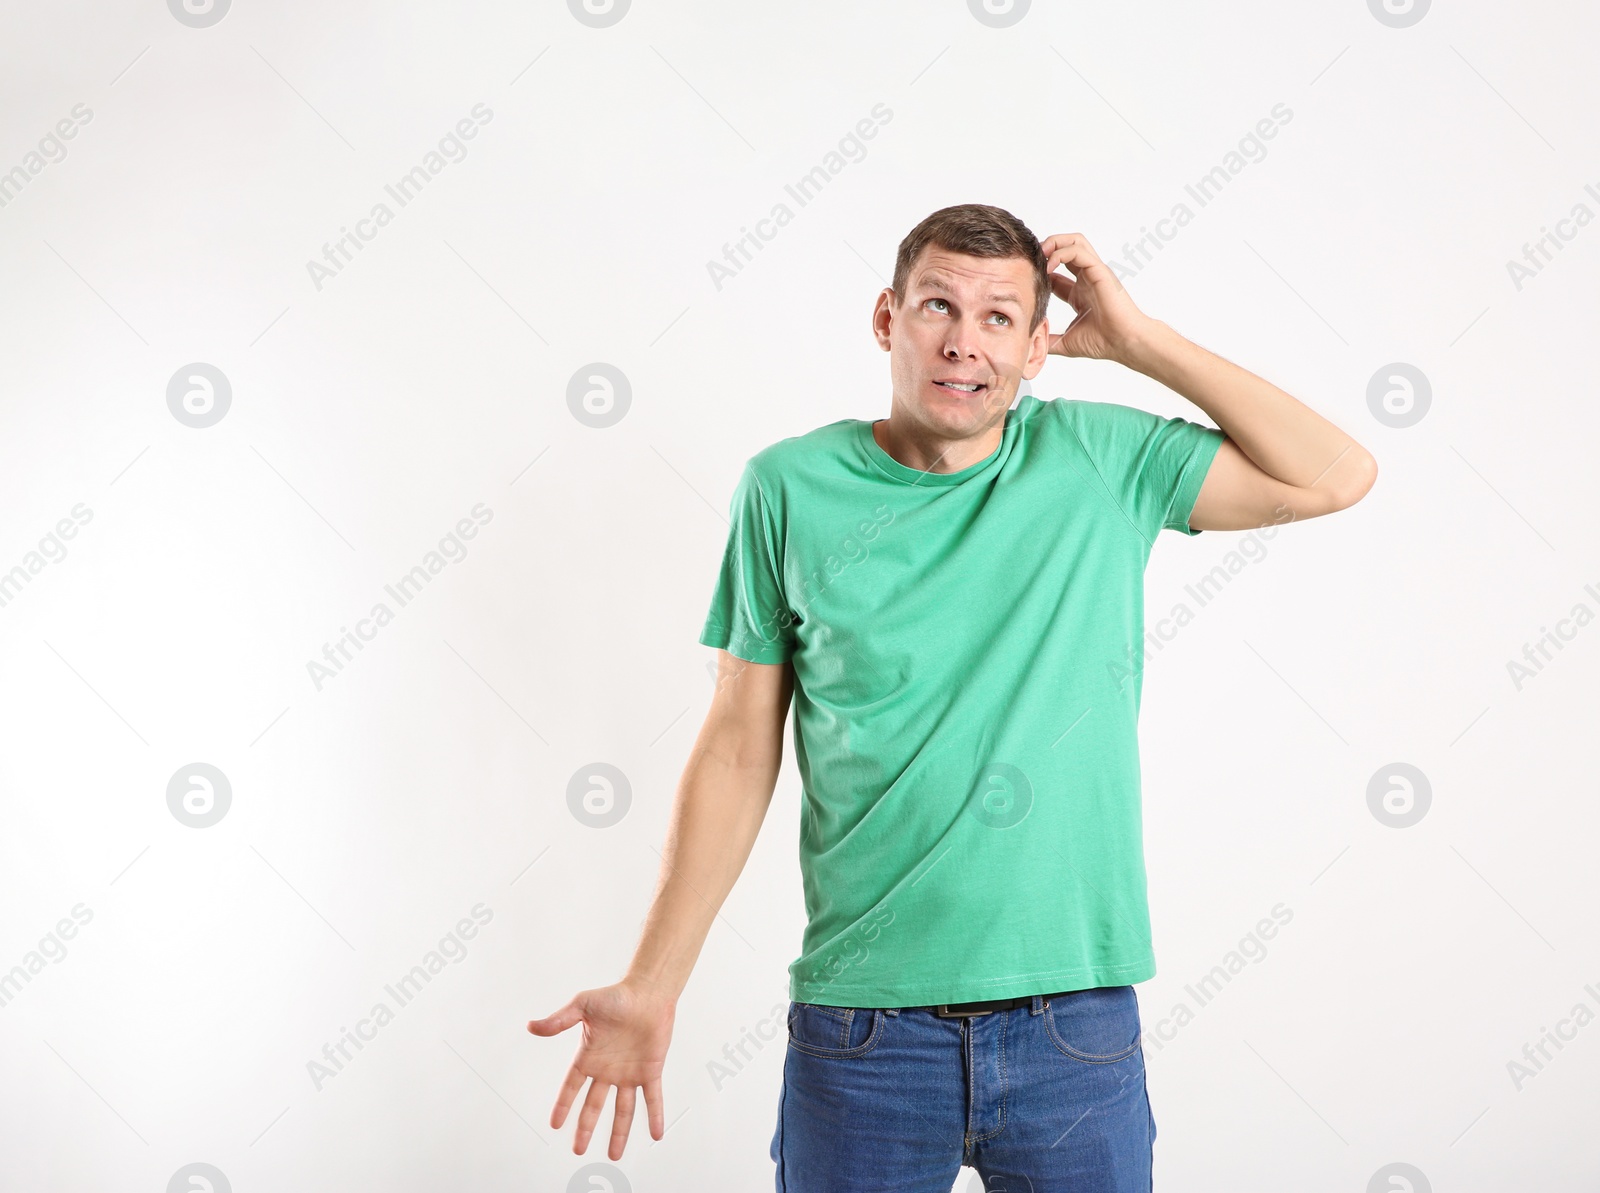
[885,1007,899,1016]
[1031,994,1044,1015]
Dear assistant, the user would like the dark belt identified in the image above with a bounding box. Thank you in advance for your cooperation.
[904,989,1075,1018]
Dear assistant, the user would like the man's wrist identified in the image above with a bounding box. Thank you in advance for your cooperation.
[621,967,684,1009]
[1113,316,1178,376]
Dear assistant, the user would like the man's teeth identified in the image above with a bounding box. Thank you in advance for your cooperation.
[941,382,981,391]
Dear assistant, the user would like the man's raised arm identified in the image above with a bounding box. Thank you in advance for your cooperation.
[1039,230,1379,531]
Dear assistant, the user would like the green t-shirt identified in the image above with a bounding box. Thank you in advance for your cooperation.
[699,394,1227,1007]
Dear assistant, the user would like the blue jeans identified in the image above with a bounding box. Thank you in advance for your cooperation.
[772,987,1154,1192]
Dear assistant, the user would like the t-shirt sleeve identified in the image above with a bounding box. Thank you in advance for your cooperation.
[1058,399,1227,542]
[698,460,798,664]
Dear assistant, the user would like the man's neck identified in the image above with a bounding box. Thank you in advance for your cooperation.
[872,410,1007,475]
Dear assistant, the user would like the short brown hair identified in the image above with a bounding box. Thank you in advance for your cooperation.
[891,204,1049,335]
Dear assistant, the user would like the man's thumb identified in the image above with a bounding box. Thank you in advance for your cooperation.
[526,1000,583,1036]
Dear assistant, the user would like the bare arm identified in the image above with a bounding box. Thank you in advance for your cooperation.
[527,649,794,1160]
[1121,319,1379,530]
[1037,230,1379,531]
[626,650,793,998]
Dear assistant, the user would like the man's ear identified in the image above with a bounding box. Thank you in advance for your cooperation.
[872,287,895,351]
[1022,316,1050,380]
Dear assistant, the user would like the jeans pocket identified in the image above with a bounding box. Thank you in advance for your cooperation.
[1042,985,1143,1063]
[786,1001,883,1059]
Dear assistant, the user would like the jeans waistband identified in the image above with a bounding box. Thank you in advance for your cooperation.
[896,989,1078,1018]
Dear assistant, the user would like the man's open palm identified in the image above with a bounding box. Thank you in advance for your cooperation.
[527,982,674,1160]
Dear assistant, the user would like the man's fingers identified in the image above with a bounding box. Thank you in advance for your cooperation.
[1047,269,1079,302]
[573,1078,612,1154]
[1048,244,1092,279]
[532,998,591,1132]
[1043,234,1115,289]
[608,1084,638,1161]
[550,1063,588,1129]
[1058,257,1121,298]
[643,1077,666,1140]
[1042,233,1083,273]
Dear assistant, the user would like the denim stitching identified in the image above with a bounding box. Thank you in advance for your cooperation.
[786,1007,883,1059]
[1042,994,1141,1063]
[968,1007,1012,1144]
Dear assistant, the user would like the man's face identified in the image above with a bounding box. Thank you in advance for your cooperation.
[873,246,1050,439]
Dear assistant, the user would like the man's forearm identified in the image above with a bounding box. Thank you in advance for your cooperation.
[621,738,779,1005]
[1119,318,1374,500]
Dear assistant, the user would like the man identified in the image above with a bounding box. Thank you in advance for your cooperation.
[529,204,1377,1189]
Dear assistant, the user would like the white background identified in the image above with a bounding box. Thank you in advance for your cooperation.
[0,1,1595,1190]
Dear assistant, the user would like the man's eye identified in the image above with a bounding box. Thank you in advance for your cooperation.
[989,313,1010,326]
[926,298,948,313]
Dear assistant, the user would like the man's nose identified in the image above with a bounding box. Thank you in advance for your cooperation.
[943,329,980,358]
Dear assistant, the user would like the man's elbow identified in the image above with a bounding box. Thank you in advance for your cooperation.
[1324,446,1378,513]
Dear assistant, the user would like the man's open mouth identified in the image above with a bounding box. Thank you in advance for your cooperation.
[933,379,987,393]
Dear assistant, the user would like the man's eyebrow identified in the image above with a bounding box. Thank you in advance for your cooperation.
[916,272,1023,308]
